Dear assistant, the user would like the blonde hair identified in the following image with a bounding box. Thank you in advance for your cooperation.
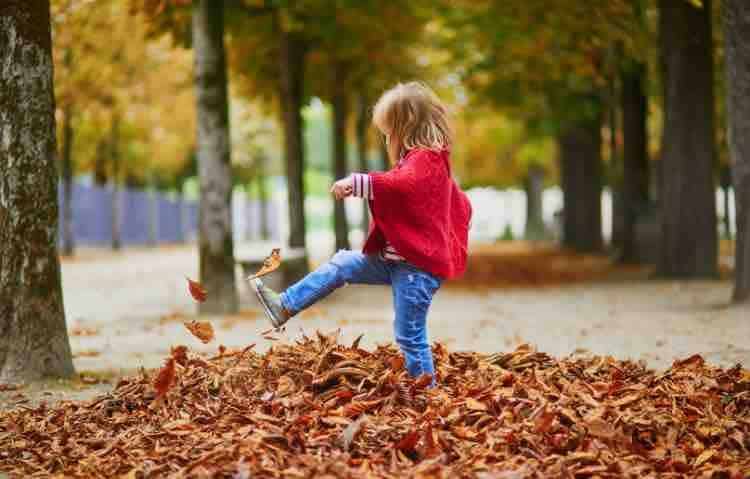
[372,82,452,166]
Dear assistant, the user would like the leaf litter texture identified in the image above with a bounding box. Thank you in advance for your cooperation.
[1,333,750,478]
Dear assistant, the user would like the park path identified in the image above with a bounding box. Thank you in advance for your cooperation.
[59,243,750,379]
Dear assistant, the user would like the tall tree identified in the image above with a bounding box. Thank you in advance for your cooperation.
[657,0,717,277]
[620,58,650,263]
[0,0,75,381]
[558,102,604,253]
[619,0,650,264]
[277,20,309,271]
[723,0,750,303]
[60,57,75,257]
[193,0,238,314]
[332,61,351,251]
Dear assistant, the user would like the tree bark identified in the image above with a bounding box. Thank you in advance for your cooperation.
[524,165,545,240]
[657,0,717,277]
[332,62,351,251]
[620,59,650,263]
[558,110,604,253]
[724,0,750,302]
[193,0,238,314]
[61,99,75,256]
[110,113,121,251]
[0,0,76,382]
[257,154,270,241]
[278,21,308,244]
[356,91,370,234]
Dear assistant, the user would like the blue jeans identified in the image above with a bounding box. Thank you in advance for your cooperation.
[280,250,442,379]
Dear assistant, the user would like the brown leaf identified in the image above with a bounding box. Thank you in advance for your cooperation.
[586,417,616,439]
[246,248,282,280]
[184,320,214,344]
[186,277,207,302]
[153,358,175,398]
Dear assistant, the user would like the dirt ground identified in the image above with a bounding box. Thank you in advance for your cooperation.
[3,242,749,408]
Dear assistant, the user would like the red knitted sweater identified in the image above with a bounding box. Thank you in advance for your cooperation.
[363,148,472,279]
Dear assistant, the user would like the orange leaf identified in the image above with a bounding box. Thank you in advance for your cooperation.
[246,248,282,280]
[394,430,420,452]
[184,320,214,344]
[153,358,175,398]
[534,407,555,434]
[170,345,188,365]
[186,278,207,302]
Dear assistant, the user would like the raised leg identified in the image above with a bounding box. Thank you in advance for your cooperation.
[281,250,390,315]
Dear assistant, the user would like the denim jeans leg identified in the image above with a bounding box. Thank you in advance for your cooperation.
[280,250,391,315]
[391,265,441,379]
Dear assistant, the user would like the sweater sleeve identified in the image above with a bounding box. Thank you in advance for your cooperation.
[369,150,436,200]
[350,173,373,200]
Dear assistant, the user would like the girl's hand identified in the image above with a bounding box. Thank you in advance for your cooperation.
[330,176,353,200]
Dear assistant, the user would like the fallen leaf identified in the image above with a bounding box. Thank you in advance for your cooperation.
[534,407,555,434]
[466,397,487,411]
[337,416,368,451]
[394,430,420,452]
[153,358,176,397]
[694,449,715,467]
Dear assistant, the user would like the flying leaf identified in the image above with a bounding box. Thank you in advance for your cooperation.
[246,248,282,280]
[184,320,214,344]
[186,277,207,302]
[153,358,175,398]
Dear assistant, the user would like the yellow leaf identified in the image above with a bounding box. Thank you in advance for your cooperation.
[465,398,487,411]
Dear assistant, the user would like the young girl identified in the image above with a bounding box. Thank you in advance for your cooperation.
[253,82,472,380]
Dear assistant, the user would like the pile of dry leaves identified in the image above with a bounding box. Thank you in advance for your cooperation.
[1,332,749,478]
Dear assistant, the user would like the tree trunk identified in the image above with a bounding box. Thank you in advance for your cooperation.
[94,138,108,185]
[356,91,370,234]
[657,0,717,277]
[193,0,238,314]
[524,165,545,240]
[278,22,306,244]
[61,100,75,256]
[620,59,650,263]
[558,110,604,253]
[257,155,270,241]
[720,165,732,239]
[609,72,624,251]
[724,0,750,302]
[0,0,75,382]
[110,114,121,251]
[332,62,351,251]
[278,20,309,276]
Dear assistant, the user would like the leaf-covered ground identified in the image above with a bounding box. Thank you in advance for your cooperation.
[1,333,749,478]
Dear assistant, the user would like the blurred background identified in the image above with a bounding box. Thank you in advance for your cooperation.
[53,0,738,260]
[41,0,750,377]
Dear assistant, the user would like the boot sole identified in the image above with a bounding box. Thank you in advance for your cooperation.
[252,278,284,329]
